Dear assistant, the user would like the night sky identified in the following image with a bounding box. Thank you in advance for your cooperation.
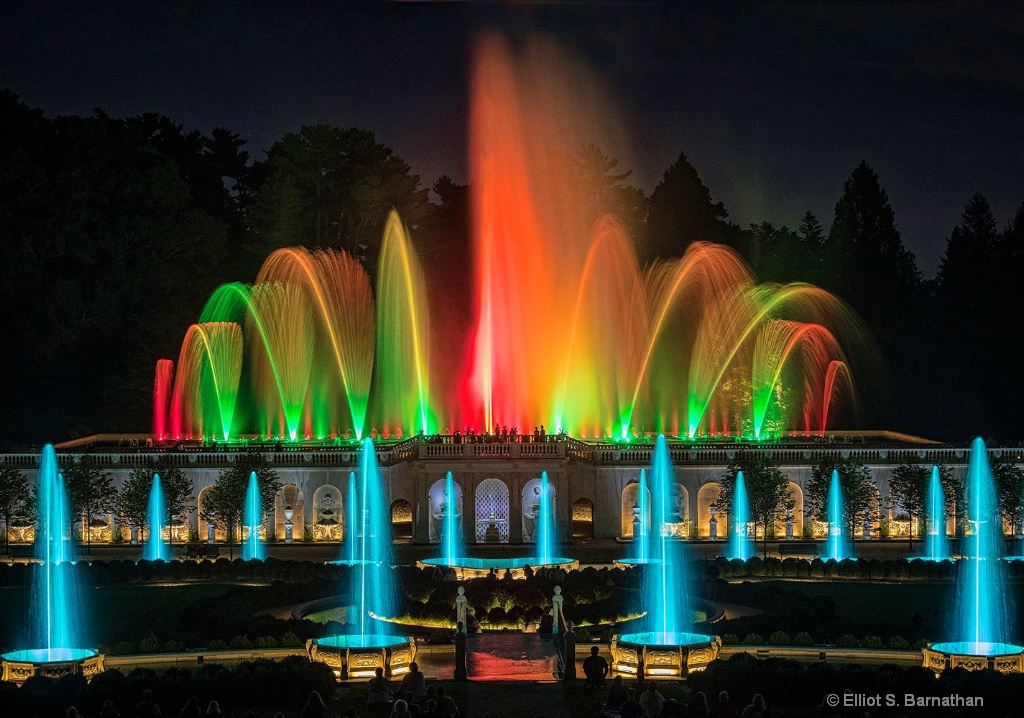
[3,2,1022,275]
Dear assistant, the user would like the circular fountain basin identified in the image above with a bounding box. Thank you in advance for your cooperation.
[922,641,1024,674]
[417,556,577,579]
[328,559,388,566]
[613,557,662,568]
[610,631,720,678]
[307,634,415,680]
[1,648,104,685]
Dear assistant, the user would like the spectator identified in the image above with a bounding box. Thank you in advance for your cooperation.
[607,675,629,710]
[137,690,162,718]
[399,661,427,700]
[179,697,202,718]
[582,646,610,688]
[420,699,439,718]
[274,714,285,718]
[368,667,392,705]
[302,690,329,718]
[639,681,665,718]
[345,709,359,718]
[690,692,710,718]
[419,685,438,712]
[742,694,767,718]
[98,699,121,718]
[619,688,643,718]
[390,700,412,718]
[66,708,81,718]
[709,691,734,718]
[204,701,221,717]
[434,686,459,717]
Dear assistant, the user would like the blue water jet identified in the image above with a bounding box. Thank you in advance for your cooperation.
[241,471,264,561]
[727,471,754,560]
[630,469,650,563]
[644,434,691,640]
[536,471,554,565]
[441,471,463,564]
[824,469,851,560]
[19,445,86,660]
[349,439,398,641]
[948,438,1016,651]
[924,465,950,561]
[346,471,358,563]
[143,473,171,562]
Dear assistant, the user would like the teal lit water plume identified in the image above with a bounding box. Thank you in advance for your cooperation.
[241,471,265,561]
[641,434,692,639]
[346,471,358,563]
[441,471,463,564]
[143,473,171,561]
[949,438,1016,650]
[630,469,650,563]
[924,465,950,561]
[825,469,850,560]
[536,471,554,565]
[349,439,397,641]
[727,471,754,560]
[29,445,84,658]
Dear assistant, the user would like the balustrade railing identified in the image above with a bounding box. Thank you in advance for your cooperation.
[0,437,1018,469]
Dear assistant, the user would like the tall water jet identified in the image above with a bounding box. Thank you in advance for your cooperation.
[143,473,171,562]
[924,465,950,561]
[611,435,720,677]
[241,472,265,561]
[536,472,554,565]
[923,438,1023,672]
[824,469,851,561]
[727,471,754,561]
[1,445,104,683]
[441,471,463,565]
[630,470,650,563]
[345,471,358,563]
[310,440,414,679]
[153,359,174,441]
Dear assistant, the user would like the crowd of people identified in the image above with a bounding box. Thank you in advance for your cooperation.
[56,663,459,718]
[596,676,772,718]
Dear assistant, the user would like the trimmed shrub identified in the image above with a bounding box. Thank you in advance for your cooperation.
[228,635,253,649]
[207,639,227,650]
[742,633,764,645]
[138,632,161,654]
[793,632,814,646]
[720,633,740,645]
[888,636,910,650]
[254,635,279,649]
[111,641,137,655]
[861,635,883,649]
[836,634,858,648]
[163,639,184,653]
[768,631,791,646]
[279,631,303,648]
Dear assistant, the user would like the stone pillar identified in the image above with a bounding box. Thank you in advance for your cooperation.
[207,523,216,544]
[562,622,576,680]
[709,505,718,542]
[509,475,523,543]
[454,623,467,681]
[551,585,563,636]
[785,509,794,541]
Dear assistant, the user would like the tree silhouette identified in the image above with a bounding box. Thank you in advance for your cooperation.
[646,151,733,261]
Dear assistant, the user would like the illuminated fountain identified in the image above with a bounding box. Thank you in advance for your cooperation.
[824,469,852,561]
[2,446,104,684]
[726,471,754,560]
[310,439,415,679]
[241,472,265,561]
[155,37,869,446]
[143,473,171,562]
[923,466,951,562]
[419,470,576,579]
[923,438,1023,673]
[611,435,720,677]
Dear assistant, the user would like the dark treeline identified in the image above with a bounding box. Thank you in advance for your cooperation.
[1,91,1021,444]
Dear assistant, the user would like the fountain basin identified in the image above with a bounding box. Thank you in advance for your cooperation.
[610,632,720,678]
[417,556,577,580]
[1,648,104,685]
[613,557,661,568]
[307,634,415,680]
[922,641,1024,674]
